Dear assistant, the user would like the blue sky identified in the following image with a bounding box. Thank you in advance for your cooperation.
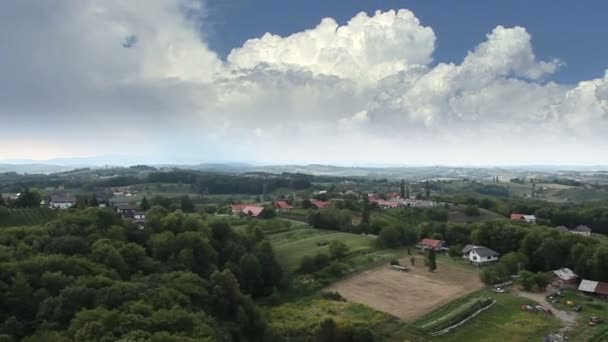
[205,0,608,84]
[1,1,608,165]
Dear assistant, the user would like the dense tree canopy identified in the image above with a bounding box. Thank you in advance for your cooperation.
[0,208,282,341]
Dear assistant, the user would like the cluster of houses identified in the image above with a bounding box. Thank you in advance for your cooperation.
[551,267,608,298]
[111,186,138,197]
[554,225,592,236]
[368,193,441,209]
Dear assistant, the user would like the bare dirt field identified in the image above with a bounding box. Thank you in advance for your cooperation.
[326,256,484,321]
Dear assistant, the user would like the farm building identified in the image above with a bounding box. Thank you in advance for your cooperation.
[310,199,331,209]
[419,238,445,251]
[552,268,579,286]
[49,194,76,209]
[510,213,536,224]
[273,201,293,210]
[462,245,499,264]
[578,279,608,298]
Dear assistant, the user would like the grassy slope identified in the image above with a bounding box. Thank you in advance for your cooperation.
[266,298,391,339]
[270,228,375,273]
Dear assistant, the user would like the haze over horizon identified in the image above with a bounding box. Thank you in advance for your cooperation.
[2,1,608,165]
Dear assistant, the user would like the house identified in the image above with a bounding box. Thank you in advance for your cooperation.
[552,268,579,286]
[49,194,76,209]
[311,199,331,209]
[578,279,608,298]
[373,199,399,209]
[510,213,536,224]
[573,225,592,236]
[230,204,265,218]
[419,238,445,251]
[133,211,146,221]
[462,245,500,264]
[241,205,265,217]
[116,204,138,218]
[554,225,570,233]
[273,201,293,210]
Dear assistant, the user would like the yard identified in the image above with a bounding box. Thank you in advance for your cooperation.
[541,288,608,341]
[326,255,484,320]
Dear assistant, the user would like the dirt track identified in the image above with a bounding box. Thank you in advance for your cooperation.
[327,257,484,321]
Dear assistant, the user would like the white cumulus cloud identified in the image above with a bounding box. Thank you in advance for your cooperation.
[0,1,607,165]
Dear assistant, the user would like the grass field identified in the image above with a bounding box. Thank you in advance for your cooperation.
[270,228,375,273]
[0,207,57,227]
[429,290,561,342]
[266,297,392,340]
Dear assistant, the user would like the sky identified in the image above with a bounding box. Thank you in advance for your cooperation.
[1,0,607,165]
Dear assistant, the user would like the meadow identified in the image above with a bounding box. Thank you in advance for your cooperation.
[269,227,375,273]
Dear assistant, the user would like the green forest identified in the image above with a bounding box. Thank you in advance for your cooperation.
[0,207,282,341]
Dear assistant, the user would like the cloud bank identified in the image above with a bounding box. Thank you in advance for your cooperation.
[1,1,607,165]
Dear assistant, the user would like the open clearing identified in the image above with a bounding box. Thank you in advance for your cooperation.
[327,256,484,320]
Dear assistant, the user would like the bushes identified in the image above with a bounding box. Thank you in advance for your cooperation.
[377,227,401,248]
[519,271,551,291]
[448,245,462,258]
[299,253,331,274]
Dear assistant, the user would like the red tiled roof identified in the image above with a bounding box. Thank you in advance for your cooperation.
[421,238,444,249]
[311,200,331,209]
[375,200,398,208]
[595,282,608,296]
[511,213,525,220]
[230,204,265,217]
[230,204,247,212]
[241,205,265,217]
[274,201,293,209]
[388,192,400,198]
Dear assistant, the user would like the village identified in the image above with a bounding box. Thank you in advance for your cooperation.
[2,170,608,341]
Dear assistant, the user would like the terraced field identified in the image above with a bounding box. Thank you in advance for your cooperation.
[0,207,57,227]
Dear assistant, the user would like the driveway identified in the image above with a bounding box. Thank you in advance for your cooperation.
[516,290,578,326]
